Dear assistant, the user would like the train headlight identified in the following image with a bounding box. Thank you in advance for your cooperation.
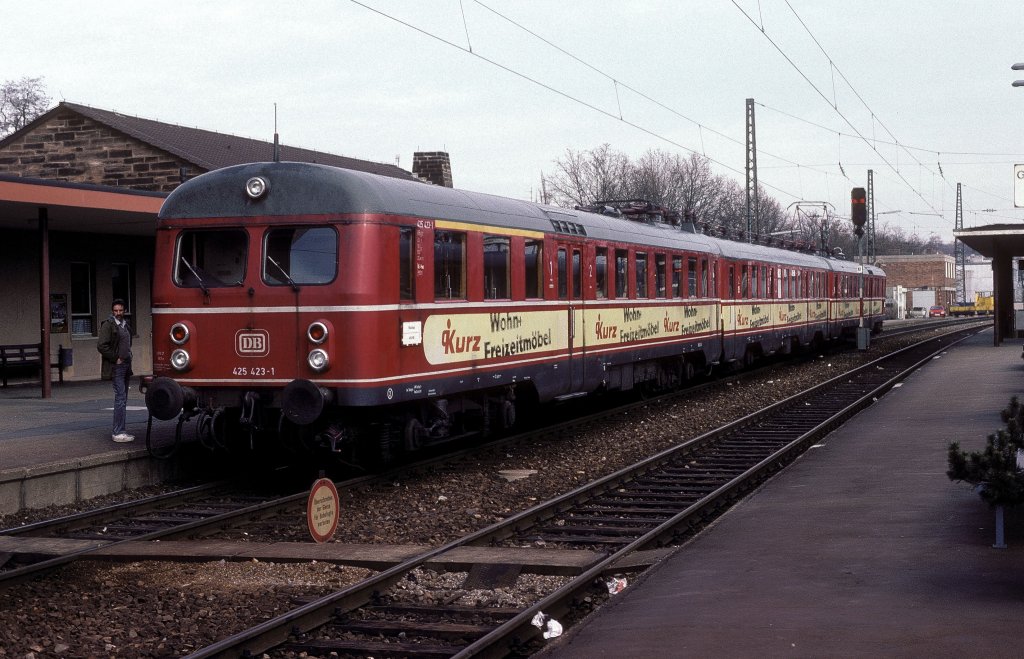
[169,322,190,345]
[170,349,191,371]
[245,176,268,200]
[307,321,328,344]
[307,348,329,372]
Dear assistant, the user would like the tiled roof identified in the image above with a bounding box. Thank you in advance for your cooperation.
[59,102,419,181]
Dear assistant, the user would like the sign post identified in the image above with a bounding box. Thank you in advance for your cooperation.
[1015,164,1024,208]
[307,477,340,543]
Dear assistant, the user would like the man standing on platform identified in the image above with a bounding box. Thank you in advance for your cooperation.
[97,298,133,442]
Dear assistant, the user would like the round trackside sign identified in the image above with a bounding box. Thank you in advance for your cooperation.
[306,478,340,543]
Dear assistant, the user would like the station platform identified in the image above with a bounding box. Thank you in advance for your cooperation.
[544,327,1024,658]
[0,377,187,515]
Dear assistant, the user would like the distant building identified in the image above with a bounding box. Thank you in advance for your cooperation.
[875,253,956,311]
[0,101,451,383]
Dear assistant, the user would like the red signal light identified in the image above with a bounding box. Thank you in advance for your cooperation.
[851,187,867,227]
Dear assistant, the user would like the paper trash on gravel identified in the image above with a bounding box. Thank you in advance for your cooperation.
[532,612,563,639]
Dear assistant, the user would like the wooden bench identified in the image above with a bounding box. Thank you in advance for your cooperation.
[0,343,66,387]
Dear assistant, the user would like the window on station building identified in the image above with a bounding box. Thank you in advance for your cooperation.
[483,235,510,299]
[399,227,415,300]
[177,229,248,288]
[615,249,629,298]
[70,261,95,336]
[524,239,542,299]
[434,230,466,299]
[595,247,608,299]
[635,252,648,298]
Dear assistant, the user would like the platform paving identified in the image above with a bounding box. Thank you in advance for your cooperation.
[544,328,1024,658]
[0,378,186,514]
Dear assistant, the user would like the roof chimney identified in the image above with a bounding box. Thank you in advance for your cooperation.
[412,151,453,187]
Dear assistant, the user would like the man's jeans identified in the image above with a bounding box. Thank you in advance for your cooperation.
[112,362,130,435]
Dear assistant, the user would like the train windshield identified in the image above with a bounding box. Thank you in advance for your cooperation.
[263,226,338,286]
[175,229,247,288]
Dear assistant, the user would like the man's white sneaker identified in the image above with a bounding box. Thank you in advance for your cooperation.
[113,433,134,443]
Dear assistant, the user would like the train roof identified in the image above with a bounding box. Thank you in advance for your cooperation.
[160,161,883,277]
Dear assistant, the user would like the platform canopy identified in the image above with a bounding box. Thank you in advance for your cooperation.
[954,224,1024,258]
[0,175,164,236]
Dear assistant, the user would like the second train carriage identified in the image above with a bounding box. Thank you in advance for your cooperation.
[144,162,885,462]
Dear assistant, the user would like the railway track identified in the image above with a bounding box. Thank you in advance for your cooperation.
[0,475,377,584]
[180,323,984,658]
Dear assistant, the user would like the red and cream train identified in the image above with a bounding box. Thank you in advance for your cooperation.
[144,161,885,463]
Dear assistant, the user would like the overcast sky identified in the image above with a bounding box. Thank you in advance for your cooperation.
[6,1,1024,241]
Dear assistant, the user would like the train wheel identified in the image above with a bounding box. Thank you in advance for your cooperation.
[682,360,696,382]
[404,417,425,451]
[501,399,516,429]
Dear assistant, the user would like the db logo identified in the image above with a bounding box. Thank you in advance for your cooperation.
[236,330,269,357]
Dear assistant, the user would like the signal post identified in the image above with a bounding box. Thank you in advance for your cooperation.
[851,187,870,350]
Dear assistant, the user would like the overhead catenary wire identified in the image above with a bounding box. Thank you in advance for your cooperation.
[352,0,1015,229]
[349,0,806,201]
[731,0,949,223]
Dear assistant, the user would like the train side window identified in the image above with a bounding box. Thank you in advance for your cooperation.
[483,235,510,299]
[176,229,248,288]
[741,264,749,299]
[524,239,542,299]
[761,265,768,299]
[434,230,466,299]
[727,265,736,299]
[636,252,648,298]
[615,249,628,298]
[572,249,582,300]
[557,248,568,300]
[700,259,709,297]
[595,247,608,299]
[655,254,667,298]
[264,226,337,285]
[672,255,682,298]
[687,257,697,298]
[399,227,414,300]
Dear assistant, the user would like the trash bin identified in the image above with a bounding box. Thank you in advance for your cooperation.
[59,346,73,367]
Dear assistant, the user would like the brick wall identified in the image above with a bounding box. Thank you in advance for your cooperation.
[412,151,453,188]
[876,256,956,308]
[0,109,201,192]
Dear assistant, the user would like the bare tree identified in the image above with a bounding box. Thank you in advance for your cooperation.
[0,76,51,138]
[543,144,631,207]
[669,152,723,224]
[626,149,680,208]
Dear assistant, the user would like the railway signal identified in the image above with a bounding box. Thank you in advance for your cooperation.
[851,187,866,237]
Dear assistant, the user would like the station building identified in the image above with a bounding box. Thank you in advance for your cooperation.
[0,102,453,390]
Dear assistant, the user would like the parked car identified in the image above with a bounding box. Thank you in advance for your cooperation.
[908,306,927,318]
[928,305,946,318]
